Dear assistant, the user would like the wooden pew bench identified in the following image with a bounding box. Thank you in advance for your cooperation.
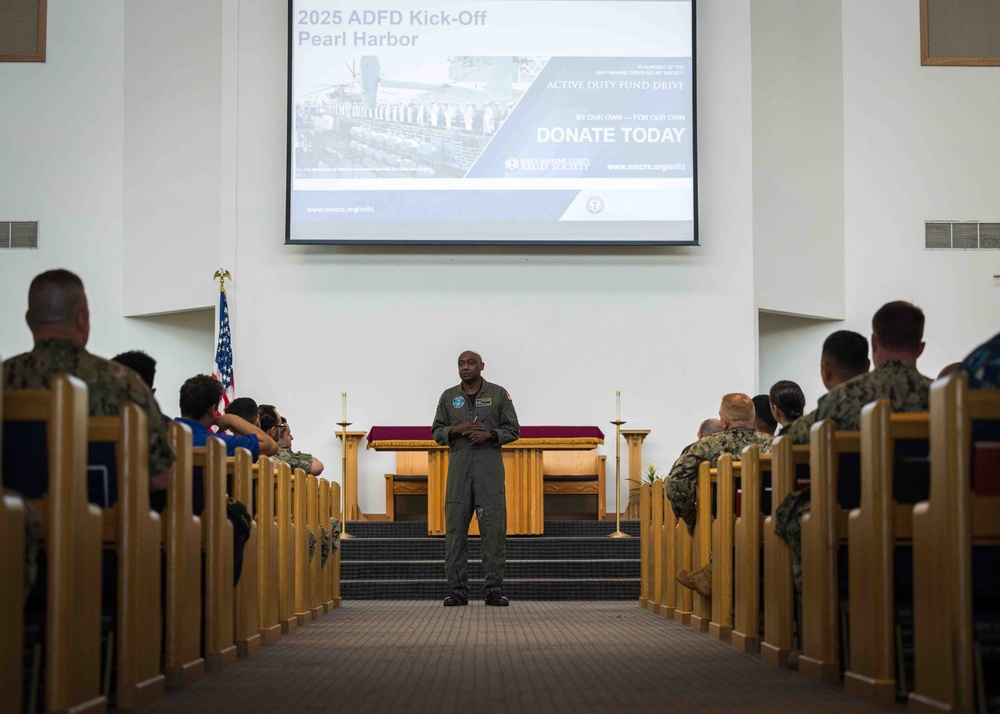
[87,404,167,709]
[163,421,204,689]
[762,437,810,666]
[2,375,106,713]
[846,403,930,704]
[191,441,237,671]
[910,373,1000,713]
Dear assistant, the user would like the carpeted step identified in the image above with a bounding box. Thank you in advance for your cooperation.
[341,536,639,561]
[343,558,638,580]
[342,578,640,600]
[345,519,641,539]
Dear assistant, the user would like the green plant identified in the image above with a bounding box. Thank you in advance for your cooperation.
[627,461,660,496]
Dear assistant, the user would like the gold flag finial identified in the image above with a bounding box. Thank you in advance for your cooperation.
[213,269,232,290]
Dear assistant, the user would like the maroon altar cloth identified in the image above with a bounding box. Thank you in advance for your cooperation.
[366,425,605,447]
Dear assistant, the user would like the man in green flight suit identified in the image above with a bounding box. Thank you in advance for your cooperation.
[433,350,520,607]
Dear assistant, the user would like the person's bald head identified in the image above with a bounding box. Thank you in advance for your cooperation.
[719,393,756,430]
[698,418,723,439]
[25,269,90,345]
[457,350,484,385]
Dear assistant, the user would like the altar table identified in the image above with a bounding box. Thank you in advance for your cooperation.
[367,426,605,536]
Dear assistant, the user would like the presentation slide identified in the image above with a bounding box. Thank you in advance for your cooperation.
[286,0,697,245]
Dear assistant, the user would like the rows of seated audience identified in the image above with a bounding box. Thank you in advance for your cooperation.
[5,268,1000,711]
[2,269,340,712]
[655,300,1000,710]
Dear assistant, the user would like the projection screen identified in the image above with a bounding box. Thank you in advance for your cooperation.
[286,0,697,245]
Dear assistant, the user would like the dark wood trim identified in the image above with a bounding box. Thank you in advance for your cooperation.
[0,0,46,62]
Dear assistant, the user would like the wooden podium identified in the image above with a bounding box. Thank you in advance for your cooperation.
[368,426,605,536]
[334,431,367,522]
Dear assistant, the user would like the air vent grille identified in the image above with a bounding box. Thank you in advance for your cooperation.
[925,221,1000,250]
[0,221,38,249]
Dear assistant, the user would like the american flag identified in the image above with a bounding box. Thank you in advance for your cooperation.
[212,284,235,414]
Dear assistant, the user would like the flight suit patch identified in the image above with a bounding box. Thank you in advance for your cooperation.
[476,398,492,407]
[452,396,465,408]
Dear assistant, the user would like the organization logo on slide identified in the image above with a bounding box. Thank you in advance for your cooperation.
[586,197,605,214]
[504,157,520,172]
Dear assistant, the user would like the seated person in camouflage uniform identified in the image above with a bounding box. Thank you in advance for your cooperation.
[697,418,723,439]
[768,380,806,436]
[5,270,176,486]
[776,330,870,444]
[4,270,176,597]
[259,404,324,476]
[775,306,930,606]
[669,393,774,597]
[111,350,158,397]
[753,394,778,436]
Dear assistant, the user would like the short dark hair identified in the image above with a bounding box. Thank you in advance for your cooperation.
[111,350,157,388]
[179,375,224,419]
[752,394,777,429]
[872,301,925,352]
[822,330,869,377]
[258,404,280,432]
[26,269,86,327]
[769,381,805,421]
[226,397,259,423]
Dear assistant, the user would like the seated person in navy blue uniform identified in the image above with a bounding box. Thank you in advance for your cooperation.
[175,375,277,458]
[175,375,278,584]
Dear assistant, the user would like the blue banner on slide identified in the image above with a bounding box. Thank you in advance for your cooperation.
[293,189,579,222]
[466,57,693,180]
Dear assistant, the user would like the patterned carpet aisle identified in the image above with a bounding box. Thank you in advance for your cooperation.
[140,601,899,713]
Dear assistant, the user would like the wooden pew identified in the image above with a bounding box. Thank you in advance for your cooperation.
[162,421,204,689]
[0,366,26,709]
[799,421,860,684]
[2,374,106,713]
[672,504,695,625]
[307,474,324,619]
[845,403,929,704]
[910,373,1000,712]
[254,456,282,643]
[329,479,343,609]
[732,445,767,653]
[708,456,736,642]
[191,440,237,671]
[0,488,24,706]
[275,460,298,633]
[318,479,335,613]
[689,461,713,632]
[648,479,665,614]
[761,437,810,666]
[639,481,651,608]
[89,404,166,708]
[228,448,261,656]
[292,468,313,625]
[658,483,681,621]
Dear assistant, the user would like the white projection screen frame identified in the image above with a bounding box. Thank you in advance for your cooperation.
[285,0,698,246]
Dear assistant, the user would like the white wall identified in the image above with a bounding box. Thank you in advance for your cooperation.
[18,2,996,517]
[759,0,1000,397]
[751,0,845,320]
[223,0,758,513]
[0,2,215,418]
[122,1,222,317]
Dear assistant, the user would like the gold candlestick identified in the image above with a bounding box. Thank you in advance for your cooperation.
[337,420,355,540]
[607,419,630,538]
